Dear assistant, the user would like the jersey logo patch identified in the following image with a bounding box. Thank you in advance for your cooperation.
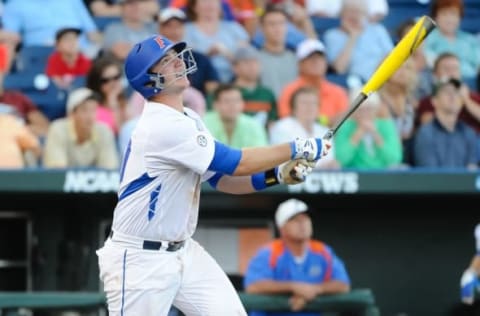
[309,265,322,277]
[197,135,207,147]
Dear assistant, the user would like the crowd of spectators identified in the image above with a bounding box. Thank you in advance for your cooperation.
[0,0,479,170]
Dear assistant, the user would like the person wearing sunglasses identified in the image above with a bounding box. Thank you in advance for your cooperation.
[86,55,129,135]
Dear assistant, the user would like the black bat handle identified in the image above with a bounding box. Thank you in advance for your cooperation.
[323,129,334,140]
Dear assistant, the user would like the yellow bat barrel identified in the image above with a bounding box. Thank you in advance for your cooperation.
[361,15,436,96]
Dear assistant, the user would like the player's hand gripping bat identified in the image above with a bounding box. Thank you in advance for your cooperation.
[323,15,437,140]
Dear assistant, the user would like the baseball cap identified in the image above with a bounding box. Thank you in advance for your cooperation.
[55,27,82,42]
[66,88,96,113]
[432,77,461,95]
[296,38,325,61]
[233,45,258,62]
[275,198,309,228]
[159,7,187,24]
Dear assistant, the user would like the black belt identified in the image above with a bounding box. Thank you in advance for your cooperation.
[109,230,185,252]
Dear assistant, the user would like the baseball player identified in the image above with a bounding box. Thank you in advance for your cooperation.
[461,223,480,305]
[96,34,331,316]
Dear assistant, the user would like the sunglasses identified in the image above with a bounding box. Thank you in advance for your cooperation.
[100,73,122,84]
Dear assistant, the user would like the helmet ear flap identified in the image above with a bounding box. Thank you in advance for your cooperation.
[147,73,166,94]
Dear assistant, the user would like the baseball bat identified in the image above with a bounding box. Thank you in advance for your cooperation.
[323,15,436,140]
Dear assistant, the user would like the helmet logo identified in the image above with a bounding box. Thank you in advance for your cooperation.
[154,36,166,48]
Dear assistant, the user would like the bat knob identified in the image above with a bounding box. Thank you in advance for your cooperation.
[323,130,334,140]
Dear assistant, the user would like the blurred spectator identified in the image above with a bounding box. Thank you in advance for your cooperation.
[323,0,393,82]
[2,0,101,55]
[86,56,130,135]
[85,0,159,19]
[268,0,317,39]
[45,28,92,90]
[158,7,219,96]
[169,0,236,20]
[244,198,350,315]
[231,45,277,128]
[0,72,50,137]
[306,0,389,23]
[0,110,41,169]
[278,38,348,128]
[101,0,157,61]
[424,0,480,80]
[0,1,20,72]
[378,58,418,166]
[256,6,298,99]
[251,4,309,52]
[460,223,480,305]
[43,87,119,169]
[269,86,340,169]
[416,53,480,163]
[171,0,258,36]
[417,53,480,129]
[183,0,250,83]
[334,89,402,169]
[203,84,268,148]
[413,78,477,169]
[396,18,431,101]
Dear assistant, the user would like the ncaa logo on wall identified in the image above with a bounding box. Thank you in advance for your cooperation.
[197,135,207,147]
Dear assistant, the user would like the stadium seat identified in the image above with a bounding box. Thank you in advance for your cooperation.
[14,46,54,74]
[382,3,430,36]
[94,16,122,32]
[4,71,67,120]
[311,17,339,38]
[326,73,349,89]
[461,8,480,34]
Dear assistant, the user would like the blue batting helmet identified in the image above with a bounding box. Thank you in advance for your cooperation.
[124,35,196,99]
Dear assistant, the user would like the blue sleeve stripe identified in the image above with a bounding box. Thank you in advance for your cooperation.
[208,141,242,175]
[290,141,296,159]
[251,172,267,191]
[315,138,322,160]
[208,172,224,189]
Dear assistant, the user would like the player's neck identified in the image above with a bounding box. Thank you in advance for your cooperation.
[150,93,185,112]
[284,239,309,257]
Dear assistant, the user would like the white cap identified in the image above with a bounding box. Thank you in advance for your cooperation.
[275,198,309,228]
[296,38,325,61]
[66,87,95,113]
[159,7,187,24]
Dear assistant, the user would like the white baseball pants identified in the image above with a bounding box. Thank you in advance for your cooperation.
[97,236,247,316]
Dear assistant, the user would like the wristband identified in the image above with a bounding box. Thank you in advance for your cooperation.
[251,167,279,191]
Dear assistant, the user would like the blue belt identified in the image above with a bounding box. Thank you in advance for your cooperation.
[109,230,185,252]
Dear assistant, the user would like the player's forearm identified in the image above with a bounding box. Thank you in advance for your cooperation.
[245,280,299,295]
[233,144,291,176]
[316,281,350,295]
[215,175,256,194]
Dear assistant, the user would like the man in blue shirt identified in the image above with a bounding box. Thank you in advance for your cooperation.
[244,198,350,316]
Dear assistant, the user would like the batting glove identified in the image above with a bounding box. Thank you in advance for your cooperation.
[461,268,478,305]
[277,159,316,185]
[291,137,331,161]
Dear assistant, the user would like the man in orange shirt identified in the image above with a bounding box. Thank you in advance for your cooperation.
[278,38,348,128]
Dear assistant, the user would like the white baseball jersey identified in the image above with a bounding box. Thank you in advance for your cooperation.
[111,102,215,241]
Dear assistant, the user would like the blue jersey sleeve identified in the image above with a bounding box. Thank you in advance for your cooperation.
[208,141,242,175]
[330,253,351,284]
[243,248,274,289]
